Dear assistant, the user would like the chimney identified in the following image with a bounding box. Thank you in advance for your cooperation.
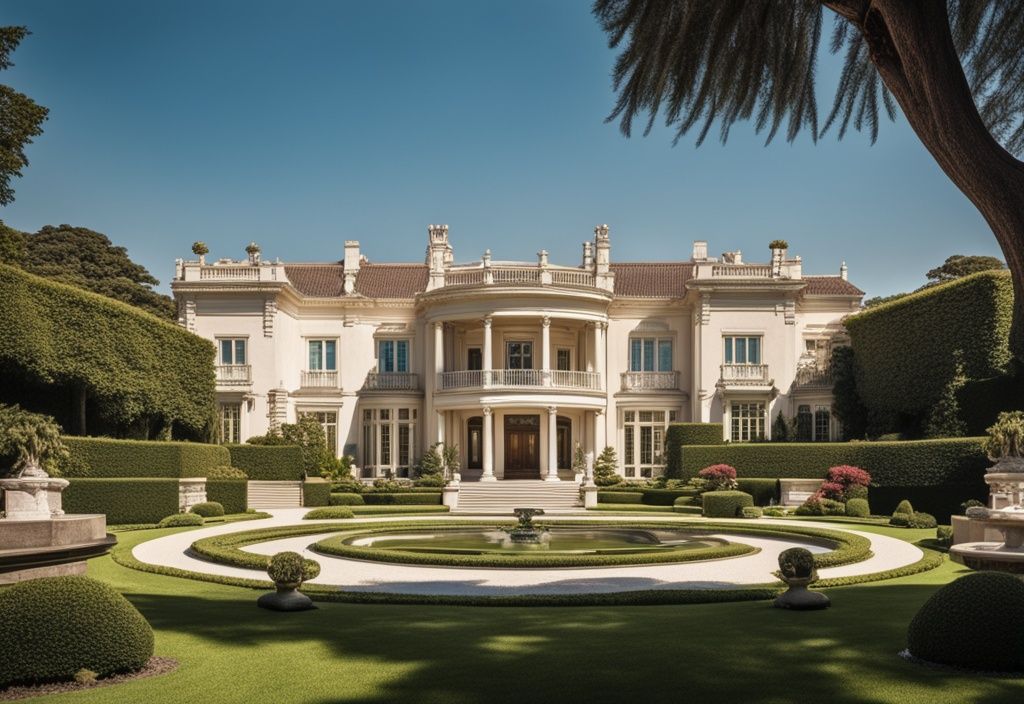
[425,224,450,290]
[840,261,848,281]
[594,224,610,274]
[343,240,360,294]
[692,241,708,262]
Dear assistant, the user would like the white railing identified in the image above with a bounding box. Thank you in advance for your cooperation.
[443,265,597,289]
[550,270,596,287]
[437,369,602,391]
[363,372,419,391]
[795,366,833,388]
[176,262,288,283]
[444,268,486,286]
[491,267,542,284]
[301,370,339,388]
[216,364,252,385]
[711,265,773,278]
[620,370,679,391]
[720,364,771,384]
[200,266,261,280]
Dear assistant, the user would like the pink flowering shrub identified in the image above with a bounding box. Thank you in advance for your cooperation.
[816,481,846,501]
[697,464,738,491]
[826,465,871,489]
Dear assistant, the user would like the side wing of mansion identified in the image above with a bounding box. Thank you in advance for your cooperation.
[171,225,863,481]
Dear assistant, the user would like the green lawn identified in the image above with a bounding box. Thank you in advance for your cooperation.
[29,524,1024,704]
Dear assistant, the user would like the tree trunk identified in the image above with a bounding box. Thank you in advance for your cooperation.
[824,1,1024,365]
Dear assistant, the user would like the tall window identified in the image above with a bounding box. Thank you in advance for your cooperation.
[724,336,762,365]
[556,348,572,371]
[362,407,417,478]
[629,338,672,372]
[814,406,831,442]
[507,341,533,369]
[299,410,338,455]
[219,403,241,444]
[378,339,409,373]
[467,348,483,371]
[218,338,247,365]
[622,410,677,478]
[796,405,813,441]
[730,402,766,441]
[796,404,831,441]
[308,339,337,371]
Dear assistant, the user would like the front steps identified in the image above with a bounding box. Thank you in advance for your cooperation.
[247,480,303,509]
[455,480,583,514]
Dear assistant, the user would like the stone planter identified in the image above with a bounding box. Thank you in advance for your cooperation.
[0,476,70,520]
[773,575,831,610]
[442,485,460,510]
[257,582,315,612]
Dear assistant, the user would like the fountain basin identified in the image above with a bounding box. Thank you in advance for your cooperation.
[950,541,1024,574]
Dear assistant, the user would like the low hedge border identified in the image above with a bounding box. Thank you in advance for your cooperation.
[587,505,674,513]
[361,493,442,505]
[350,505,450,515]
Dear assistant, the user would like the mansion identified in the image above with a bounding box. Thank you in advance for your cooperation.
[171,225,863,481]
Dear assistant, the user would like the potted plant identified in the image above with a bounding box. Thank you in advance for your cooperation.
[773,547,830,610]
[572,442,587,482]
[191,241,209,265]
[0,404,67,479]
[257,551,320,612]
[984,411,1024,473]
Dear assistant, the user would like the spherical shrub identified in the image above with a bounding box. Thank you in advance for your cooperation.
[844,483,869,502]
[0,576,154,687]
[936,525,954,546]
[893,499,914,516]
[845,498,870,517]
[328,492,365,506]
[821,498,846,516]
[907,511,937,529]
[907,572,1024,672]
[777,547,816,581]
[303,506,355,520]
[190,501,225,518]
[795,497,824,516]
[701,490,753,518]
[158,512,204,528]
[266,551,321,586]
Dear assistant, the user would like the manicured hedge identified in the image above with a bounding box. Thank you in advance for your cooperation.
[665,423,724,478]
[737,478,781,506]
[846,270,1013,428]
[206,479,247,514]
[640,489,694,506]
[598,491,643,504]
[0,576,154,688]
[61,436,229,478]
[0,263,215,439]
[702,491,754,518]
[361,492,442,505]
[63,478,179,524]
[226,444,304,480]
[303,479,331,507]
[329,492,366,506]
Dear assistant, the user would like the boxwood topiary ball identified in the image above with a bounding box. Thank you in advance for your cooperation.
[267,551,321,586]
[190,501,225,518]
[907,572,1024,672]
[0,576,154,688]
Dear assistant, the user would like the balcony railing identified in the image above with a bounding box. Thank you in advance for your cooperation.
[438,369,602,391]
[719,364,772,385]
[216,364,252,385]
[363,371,419,391]
[794,366,833,388]
[620,370,680,391]
[301,370,339,388]
[442,264,597,289]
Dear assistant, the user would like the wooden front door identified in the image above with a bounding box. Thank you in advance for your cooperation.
[503,415,540,479]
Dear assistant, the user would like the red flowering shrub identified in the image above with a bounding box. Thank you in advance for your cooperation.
[827,465,871,489]
[816,481,846,501]
[698,464,738,491]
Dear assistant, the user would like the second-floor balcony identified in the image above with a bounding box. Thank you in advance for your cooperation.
[794,366,834,389]
[362,371,420,392]
[438,369,602,392]
[620,371,680,391]
[216,364,252,386]
[719,363,773,388]
[300,370,339,389]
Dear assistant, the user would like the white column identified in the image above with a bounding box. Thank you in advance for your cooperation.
[434,321,444,376]
[541,315,551,386]
[483,316,492,387]
[436,410,444,445]
[481,406,495,481]
[545,405,560,481]
[594,408,606,452]
[595,321,606,389]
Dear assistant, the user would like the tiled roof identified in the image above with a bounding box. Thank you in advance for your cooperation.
[803,276,864,296]
[283,263,429,299]
[609,262,694,298]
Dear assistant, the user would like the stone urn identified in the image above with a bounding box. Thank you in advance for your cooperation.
[257,552,318,612]
[773,547,830,610]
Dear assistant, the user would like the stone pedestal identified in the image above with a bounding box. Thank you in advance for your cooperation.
[0,476,70,520]
[442,485,459,510]
[0,514,115,584]
[178,478,208,512]
[581,485,598,509]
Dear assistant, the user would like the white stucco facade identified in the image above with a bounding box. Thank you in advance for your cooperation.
[171,225,862,481]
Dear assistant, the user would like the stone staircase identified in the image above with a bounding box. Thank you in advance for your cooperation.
[455,480,583,514]
[247,480,303,509]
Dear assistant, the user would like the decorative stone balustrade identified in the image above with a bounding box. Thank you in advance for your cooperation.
[620,371,680,391]
[438,369,602,392]
[363,372,419,391]
[216,364,252,385]
[301,370,339,388]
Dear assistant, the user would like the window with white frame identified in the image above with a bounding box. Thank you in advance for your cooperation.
[723,336,762,365]
[299,409,339,455]
[378,339,410,373]
[629,338,672,372]
[796,403,832,442]
[622,409,677,478]
[219,403,241,444]
[307,339,337,371]
[814,405,831,442]
[362,407,417,478]
[730,401,766,441]
[506,341,533,369]
[218,338,247,365]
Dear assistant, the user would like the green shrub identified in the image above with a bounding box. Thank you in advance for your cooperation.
[593,446,621,486]
[665,423,723,478]
[671,505,703,515]
[190,501,224,518]
[936,525,954,546]
[361,492,442,505]
[890,513,910,527]
[0,264,215,439]
[329,492,365,506]
[266,551,320,584]
[736,478,781,506]
[844,483,869,501]
[795,497,845,516]
[226,444,303,480]
[702,490,753,518]
[894,499,915,515]
[60,437,229,478]
[907,511,938,529]
[740,506,763,519]
[763,506,787,517]
[907,572,1024,672]
[641,489,694,506]
[206,479,247,514]
[63,478,179,524]
[0,576,154,687]
[158,512,204,527]
[302,479,331,507]
[845,498,870,517]
[599,491,643,504]
[303,506,355,520]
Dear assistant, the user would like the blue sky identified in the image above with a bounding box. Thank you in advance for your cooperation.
[0,0,1003,298]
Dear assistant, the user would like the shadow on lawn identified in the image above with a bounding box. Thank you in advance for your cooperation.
[124,575,1024,704]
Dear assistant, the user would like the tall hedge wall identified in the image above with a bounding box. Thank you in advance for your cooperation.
[63,478,179,524]
[665,423,724,478]
[207,479,247,514]
[61,437,229,478]
[226,445,304,480]
[0,264,216,439]
[845,271,1012,428]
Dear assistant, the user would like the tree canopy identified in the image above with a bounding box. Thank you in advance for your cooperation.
[926,255,1005,284]
[0,26,48,206]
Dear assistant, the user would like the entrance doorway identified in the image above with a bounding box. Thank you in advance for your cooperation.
[503,414,540,479]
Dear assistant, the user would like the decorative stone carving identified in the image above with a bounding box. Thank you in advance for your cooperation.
[784,299,796,325]
[178,478,208,513]
[700,293,711,325]
[0,476,70,520]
